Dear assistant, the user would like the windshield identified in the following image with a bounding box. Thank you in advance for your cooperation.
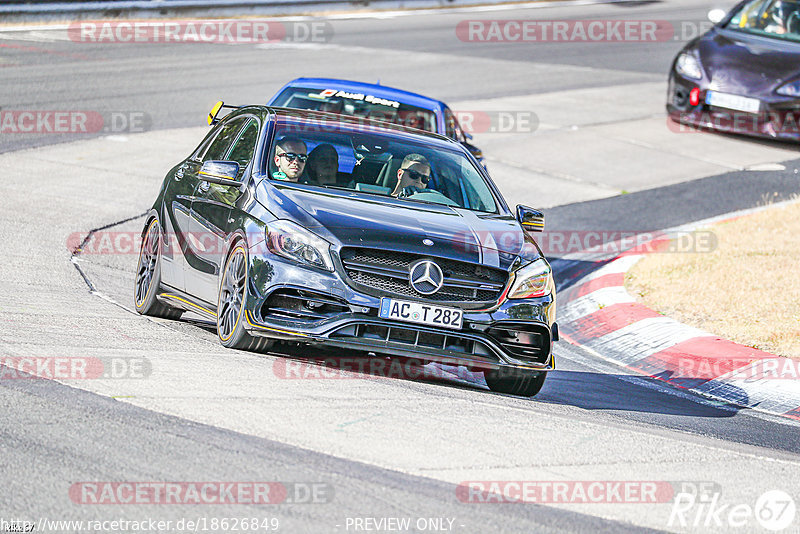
[726,0,800,41]
[271,87,438,133]
[264,120,499,214]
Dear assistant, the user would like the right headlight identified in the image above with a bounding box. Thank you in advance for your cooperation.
[266,220,333,271]
[507,258,553,300]
[675,52,704,80]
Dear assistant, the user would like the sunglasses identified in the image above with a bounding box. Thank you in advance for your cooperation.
[278,152,308,163]
[403,168,431,184]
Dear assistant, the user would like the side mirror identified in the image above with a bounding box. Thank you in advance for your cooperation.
[199,160,243,187]
[708,8,726,24]
[516,205,545,232]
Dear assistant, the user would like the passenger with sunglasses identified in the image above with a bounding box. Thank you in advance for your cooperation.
[272,136,308,182]
[391,153,431,197]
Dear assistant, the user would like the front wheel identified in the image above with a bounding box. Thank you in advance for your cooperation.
[134,218,182,319]
[217,242,273,352]
[484,368,547,397]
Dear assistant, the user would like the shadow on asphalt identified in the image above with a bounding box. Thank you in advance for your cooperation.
[538,370,740,418]
[252,348,744,419]
[546,162,800,234]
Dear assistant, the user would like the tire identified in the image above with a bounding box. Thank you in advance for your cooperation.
[134,218,183,320]
[216,241,273,352]
[484,368,547,397]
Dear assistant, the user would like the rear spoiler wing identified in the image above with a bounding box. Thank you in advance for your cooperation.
[207,101,241,126]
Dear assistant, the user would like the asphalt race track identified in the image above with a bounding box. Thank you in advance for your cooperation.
[1,0,800,532]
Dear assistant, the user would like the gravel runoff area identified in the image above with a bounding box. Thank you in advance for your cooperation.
[626,197,800,360]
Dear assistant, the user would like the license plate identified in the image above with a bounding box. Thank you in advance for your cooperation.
[379,298,463,330]
[705,91,761,114]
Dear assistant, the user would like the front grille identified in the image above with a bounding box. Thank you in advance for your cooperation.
[339,247,508,306]
[329,322,499,362]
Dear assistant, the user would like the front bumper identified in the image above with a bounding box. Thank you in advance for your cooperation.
[667,72,800,142]
[243,249,556,372]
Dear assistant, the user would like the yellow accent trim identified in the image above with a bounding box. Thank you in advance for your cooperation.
[245,310,310,338]
[199,169,234,180]
[218,246,247,342]
[159,293,215,316]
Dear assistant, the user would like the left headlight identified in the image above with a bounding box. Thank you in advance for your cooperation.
[507,258,553,300]
[266,220,334,271]
[776,79,800,97]
[675,52,703,80]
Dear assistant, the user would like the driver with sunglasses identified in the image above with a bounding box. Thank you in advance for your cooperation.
[391,153,431,197]
[272,136,308,182]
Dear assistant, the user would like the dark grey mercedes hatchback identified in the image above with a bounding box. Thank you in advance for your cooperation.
[134,104,557,396]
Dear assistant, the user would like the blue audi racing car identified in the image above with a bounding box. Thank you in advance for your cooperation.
[134,103,556,397]
[268,77,486,165]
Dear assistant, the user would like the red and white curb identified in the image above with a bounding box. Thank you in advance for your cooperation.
[558,200,800,421]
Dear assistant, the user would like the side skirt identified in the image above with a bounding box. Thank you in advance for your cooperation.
[156,285,217,319]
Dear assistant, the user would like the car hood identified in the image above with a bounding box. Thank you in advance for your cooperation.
[258,182,537,271]
[697,28,800,95]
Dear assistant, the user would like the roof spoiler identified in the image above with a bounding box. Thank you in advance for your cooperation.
[207,100,241,126]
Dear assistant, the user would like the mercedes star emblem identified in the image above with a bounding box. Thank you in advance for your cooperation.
[409,260,444,295]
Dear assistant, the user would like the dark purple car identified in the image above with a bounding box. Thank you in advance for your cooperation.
[667,0,800,141]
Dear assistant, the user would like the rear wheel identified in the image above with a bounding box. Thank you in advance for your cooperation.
[484,368,547,397]
[134,218,182,319]
[217,242,273,352]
